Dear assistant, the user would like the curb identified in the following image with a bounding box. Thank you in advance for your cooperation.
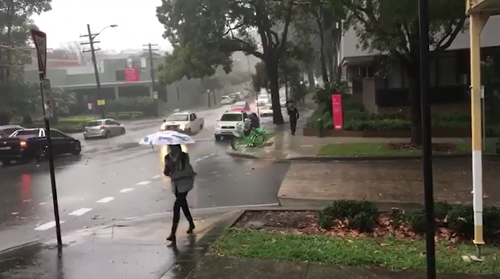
[0,240,40,256]
[226,153,500,162]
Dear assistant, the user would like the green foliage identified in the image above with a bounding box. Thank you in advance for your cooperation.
[106,97,156,116]
[406,207,427,234]
[447,205,474,239]
[390,208,406,229]
[251,62,269,93]
[320,200,379,232]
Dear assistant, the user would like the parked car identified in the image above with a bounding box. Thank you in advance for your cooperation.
[229,92,243,101]
[220,95,233,105]
[257,95,269,106]
[0,128,81,165]
[231,101,251,112]
[0,125,24,138]
[160,111,204,134]
[83,119,126,139]
[214,111,251,141]
[259,105,274,117]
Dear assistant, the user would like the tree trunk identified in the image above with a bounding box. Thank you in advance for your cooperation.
[266,61,284,125]
[315,15,329,86]
[307,67,315,89]
[407,65,422,146]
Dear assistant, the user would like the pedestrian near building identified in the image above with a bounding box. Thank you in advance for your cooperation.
[163,144,196,242]
[287,101,299,135]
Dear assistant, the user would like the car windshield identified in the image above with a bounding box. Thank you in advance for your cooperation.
[221,96,229,100]
[220,113,242,121]
[166,114,189,121]
[86,121,102,127]
[233,102,246,107]
[11,130,39,139]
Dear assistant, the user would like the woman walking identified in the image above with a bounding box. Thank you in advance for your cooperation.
[163,144,196,242]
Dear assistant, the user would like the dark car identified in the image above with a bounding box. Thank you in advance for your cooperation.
[0,125,24,138]
[0,128,81,165]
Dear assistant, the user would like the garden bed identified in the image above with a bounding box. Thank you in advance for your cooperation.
[212,201,500,274]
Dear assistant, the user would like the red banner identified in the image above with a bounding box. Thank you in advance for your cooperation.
[124,67,139,82]
[331,94,343,130]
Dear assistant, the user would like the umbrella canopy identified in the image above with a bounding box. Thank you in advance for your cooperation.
[139,131,195,146]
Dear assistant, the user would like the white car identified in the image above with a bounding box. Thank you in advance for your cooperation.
[161,111,204,134]
[259,105,273,117]
[220,96,233,105]
[214,111,250,141]
[257,95,269,106]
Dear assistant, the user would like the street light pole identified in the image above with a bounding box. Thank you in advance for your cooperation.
[81,24,117,119]
[143,43,159,117]
[418,0,436,278]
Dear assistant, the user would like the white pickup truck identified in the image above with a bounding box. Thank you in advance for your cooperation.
[161,111,204,134]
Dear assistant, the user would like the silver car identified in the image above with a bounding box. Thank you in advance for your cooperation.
[83,119,126,139]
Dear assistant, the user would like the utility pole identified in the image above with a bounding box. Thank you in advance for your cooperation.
[143,43,159,117]
[80,24,117,119]
[418,0,436,278]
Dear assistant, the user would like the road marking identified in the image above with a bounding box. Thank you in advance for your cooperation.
[152,175,161,179]
[68,208,93,216]
[39,202,46,206]
[35,221,65,231]
[11,212,19,215]
[120,188,135,193]
[196,153,217,162]
[96,197,114,203]
[136,180,150,186]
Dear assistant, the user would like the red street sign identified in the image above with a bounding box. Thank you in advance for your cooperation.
[30,29,47,76]
[124,67,139,82]
[331,94,343,130]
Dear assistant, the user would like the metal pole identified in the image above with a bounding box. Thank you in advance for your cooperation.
[87,24,105,119]
[39,76,63,250]
[481,86,486,151]
[469,12,489,255]
[147,43,159,117]
[418,0,436,278]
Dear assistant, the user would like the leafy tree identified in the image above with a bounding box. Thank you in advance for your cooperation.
[336,0,466,145]
[157,0,296,124]
[0,0,52,124]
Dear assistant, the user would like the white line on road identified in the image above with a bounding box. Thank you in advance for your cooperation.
[68,208,93,216]
[136,180,151,186]
[196,153,217,162]
[96,197,115,203]
[34,221,65,231]
[120,188,135,193]
[152,175,161,179]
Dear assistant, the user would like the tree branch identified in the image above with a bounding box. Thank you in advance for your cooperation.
[435,17,466,51]
[229,36,264,59]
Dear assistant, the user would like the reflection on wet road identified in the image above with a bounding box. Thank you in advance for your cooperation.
[0,105,289,251]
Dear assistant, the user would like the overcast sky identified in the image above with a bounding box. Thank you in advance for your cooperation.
[31,0,172,51]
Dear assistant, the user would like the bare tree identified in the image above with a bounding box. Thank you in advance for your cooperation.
[47,42,91,64]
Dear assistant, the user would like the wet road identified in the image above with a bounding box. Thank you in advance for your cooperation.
[0,104,290,251]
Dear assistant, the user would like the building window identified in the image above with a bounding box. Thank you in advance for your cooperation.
[115,70,125,81]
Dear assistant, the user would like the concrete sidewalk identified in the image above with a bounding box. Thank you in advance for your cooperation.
[278,159,500,209]
[0,210,241,279]
[187,256,497,279]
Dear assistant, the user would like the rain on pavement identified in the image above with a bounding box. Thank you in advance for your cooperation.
[0,105,291,252]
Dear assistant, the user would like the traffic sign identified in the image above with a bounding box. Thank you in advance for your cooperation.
[153,91,158,99]
[41,79,53,117]
[97,99,106,106]
[30,30,47,76]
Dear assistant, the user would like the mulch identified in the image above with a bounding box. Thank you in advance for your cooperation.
[235,211,460,244]
[388,143,457,153]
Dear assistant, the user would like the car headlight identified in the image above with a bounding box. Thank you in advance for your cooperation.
[179,124,185,130]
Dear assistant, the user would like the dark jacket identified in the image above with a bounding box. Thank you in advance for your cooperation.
[164,152,196,193]
[287,107,299,120]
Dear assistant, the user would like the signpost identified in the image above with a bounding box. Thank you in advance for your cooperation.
[331,94,343,130]
[30,29,63,250]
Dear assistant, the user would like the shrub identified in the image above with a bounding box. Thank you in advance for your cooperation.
[350,212,377,232]
[407,207,427,234]
[390,208,406,229]
[447,205,474,239]
[434,202,452,220]
[320,200,379,232]
[483,206,500,239]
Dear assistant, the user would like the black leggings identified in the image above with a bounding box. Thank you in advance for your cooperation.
[171,191,194,234]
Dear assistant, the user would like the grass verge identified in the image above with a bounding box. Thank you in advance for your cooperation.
[212,229,500,274]
[317,139,497,157]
